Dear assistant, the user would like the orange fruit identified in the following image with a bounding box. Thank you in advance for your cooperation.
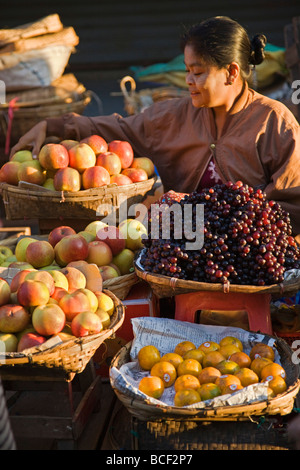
[250,357,273,379]
[234,367,259,386]
[138,376,164,399]
[219,344,241,359]
[138,345,161,371]
[174,374,200,392]
[198,383,221,401]
[222,383,244,395]
[160,352,183,369]
[202,351,225,368]
[216,360,240,375]
[249,343,275,362]
[177,358,202,377]
[260,362,286,381]
[198,366,221,384]
[174,341,196,356]
[150,361,177,388]
[198,341,220,354]
[219,336,243,351]
[215,374,242,392]
[174,389,201,407]
[266,376,287,396]
[183,348,205,364]
[229,351,251,368]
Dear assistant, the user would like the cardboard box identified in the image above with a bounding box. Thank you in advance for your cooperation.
[94,281,160,376]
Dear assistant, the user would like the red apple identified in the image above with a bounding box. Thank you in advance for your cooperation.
[60,139,79,151]
[0,278,11,306]
[108,140,134,169]
[68,143,96,173]
[25,240,55,268]
[17,160,46,185]
[0,161,21,185]
[77,288,98,312]
[86,240,113,266]
[110,174,133,186]
[99,265,119,281]
[54,234,89,266]
[51,286,68,303]
[38,143,69,170]
[24,270,55,296]
[58,289,91,322]
[59,266,86,291]
[32,303,66,336]
[130,157,155,177]
[80,135,108,155]
[17,332,46,352]
[53,167,81,192]
[10,269,35,293]
[121,168,148,183]
[48,226,76,247]
[71,311,103,337]
[96,152,122,175]
[17,280,50,308]
[96,225,126,255]
[0,304,30,333]
[81,166,110,189]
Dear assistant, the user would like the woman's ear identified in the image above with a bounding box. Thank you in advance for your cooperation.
[227,62,240,85]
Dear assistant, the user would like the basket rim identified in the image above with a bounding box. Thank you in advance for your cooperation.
[134,250,300,296]
[0,289,125,370]
[110,335,300,419]
[0,176,156,199]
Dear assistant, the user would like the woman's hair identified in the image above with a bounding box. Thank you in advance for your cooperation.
[181,16,267,82]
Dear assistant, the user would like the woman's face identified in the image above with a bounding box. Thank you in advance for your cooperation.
[184,44,229,109]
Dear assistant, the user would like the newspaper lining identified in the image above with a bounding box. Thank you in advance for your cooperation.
[110,317,279,410]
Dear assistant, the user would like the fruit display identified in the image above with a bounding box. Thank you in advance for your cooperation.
[141,181,300,286]
[137,336,288,406]
[1,136,155,191]
[0,217,147,352]
[0,218,147,277]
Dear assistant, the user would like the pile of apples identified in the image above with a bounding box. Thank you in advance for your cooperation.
[0,135,155,191]
[0,217,147,353]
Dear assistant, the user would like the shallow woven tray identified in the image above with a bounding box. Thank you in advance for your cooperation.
[0,177,156,221]
[0,91,91,146]
[0,289,124,374]
[110,338,300,421]
[134,251,300,298]
[103,272,138,300]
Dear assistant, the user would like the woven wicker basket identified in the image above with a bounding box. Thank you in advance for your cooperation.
[103,272,138,300]
[0,91,91,147]
[134,252,300,298]
[111,338,300,421]
[0,289,124,375]
[0,177,156,221]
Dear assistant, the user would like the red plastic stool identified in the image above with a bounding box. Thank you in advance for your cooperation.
[175,291,273,334]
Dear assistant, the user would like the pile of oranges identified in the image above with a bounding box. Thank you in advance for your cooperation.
[137,336,287,407]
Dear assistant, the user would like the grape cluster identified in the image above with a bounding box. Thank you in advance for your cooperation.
[141,181,300,286]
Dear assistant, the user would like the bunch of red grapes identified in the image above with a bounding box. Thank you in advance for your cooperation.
[141,181,300,286]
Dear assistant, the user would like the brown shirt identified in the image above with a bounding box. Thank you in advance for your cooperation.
[46,83,300,239]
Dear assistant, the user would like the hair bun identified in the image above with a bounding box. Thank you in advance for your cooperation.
[250,34,267,65]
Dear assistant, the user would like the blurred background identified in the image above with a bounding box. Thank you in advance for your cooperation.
[1,0,299,116]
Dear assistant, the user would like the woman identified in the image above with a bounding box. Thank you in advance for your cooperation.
[10,16,300,241]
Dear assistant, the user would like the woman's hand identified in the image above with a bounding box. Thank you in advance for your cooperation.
[10,120,47,160]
